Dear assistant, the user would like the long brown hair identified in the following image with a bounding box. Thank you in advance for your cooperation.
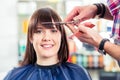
[21,7,69,66]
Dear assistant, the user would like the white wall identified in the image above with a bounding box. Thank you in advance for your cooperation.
[0,0,18,74]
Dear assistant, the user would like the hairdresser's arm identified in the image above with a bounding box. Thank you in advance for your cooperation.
[74,24,120,60]
[103,41,120,60]
[65,4,113,22]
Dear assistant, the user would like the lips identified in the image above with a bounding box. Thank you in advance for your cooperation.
[41,44,54,48]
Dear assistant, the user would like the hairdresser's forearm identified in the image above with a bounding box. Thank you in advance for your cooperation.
[104,41,120,60]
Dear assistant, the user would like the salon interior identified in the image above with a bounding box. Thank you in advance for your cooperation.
[0,0,120,80]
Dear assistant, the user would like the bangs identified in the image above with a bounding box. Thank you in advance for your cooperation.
[40,22,64,29]
[36,8,62,29]
[30,7,63,33]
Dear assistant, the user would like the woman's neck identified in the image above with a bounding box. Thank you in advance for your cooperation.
[36,56,59,66]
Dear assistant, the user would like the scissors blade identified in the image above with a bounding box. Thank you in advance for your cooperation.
[41,19,80,25]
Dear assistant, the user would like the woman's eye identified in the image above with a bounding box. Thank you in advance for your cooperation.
[51,29,57,33]
[36,30,42,33]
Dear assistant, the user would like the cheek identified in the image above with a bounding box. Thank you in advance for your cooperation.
[32,36,41,52]
[32,34,42,41]
[56,34,61,46]
[32,35,41,46]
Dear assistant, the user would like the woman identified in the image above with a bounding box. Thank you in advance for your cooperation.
[4,7,91,80]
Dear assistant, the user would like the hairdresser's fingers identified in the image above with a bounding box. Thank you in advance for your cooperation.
[82,22,95,28]
[69,31,83,39]
[65,24,78,33]
[64,6,80,22]
[73,15,88,22]
[72,22,95,37]
[68,22,95,39]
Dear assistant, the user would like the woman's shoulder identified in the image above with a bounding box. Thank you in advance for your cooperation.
[63,62,86,71]
[4,64,35,80]
[14,64,34,70]
[11,64,34,74]
[62,62,91,80]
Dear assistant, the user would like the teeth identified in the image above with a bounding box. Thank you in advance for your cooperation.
[41,44,53,48]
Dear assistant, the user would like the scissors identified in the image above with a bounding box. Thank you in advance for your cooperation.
[41,19,80,25]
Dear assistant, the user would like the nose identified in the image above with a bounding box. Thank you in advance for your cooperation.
[42,32,51,41]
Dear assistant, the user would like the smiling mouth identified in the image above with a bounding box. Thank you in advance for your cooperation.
[41,44,54,48]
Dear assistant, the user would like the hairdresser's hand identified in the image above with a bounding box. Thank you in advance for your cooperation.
[64,5,97,22]
[68,22,103,48]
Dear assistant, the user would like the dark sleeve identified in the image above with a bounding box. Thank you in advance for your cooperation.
[75,65,92,80]
[64,62,92,80]
[3,70,14,80]
[80,67,92,80]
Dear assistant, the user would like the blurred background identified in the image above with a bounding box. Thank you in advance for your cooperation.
[0,0,120,80]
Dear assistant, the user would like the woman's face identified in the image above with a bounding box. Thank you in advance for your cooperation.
[31,24,61,60]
